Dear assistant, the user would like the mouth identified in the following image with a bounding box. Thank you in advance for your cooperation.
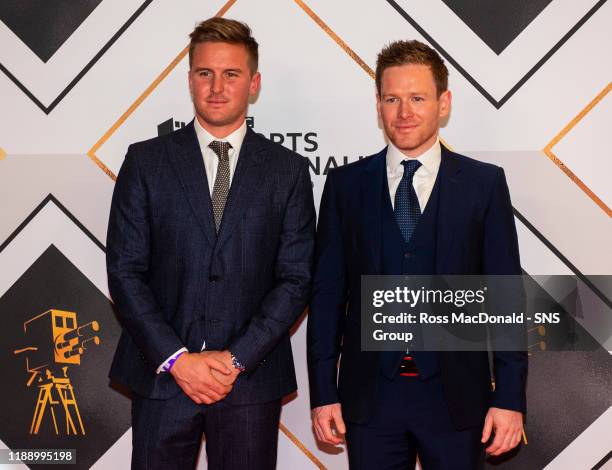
[206,98,229,105]
[395,124,418,132]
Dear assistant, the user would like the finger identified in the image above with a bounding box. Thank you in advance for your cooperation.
[331,420,345,442]
[207,357,232,375]
[495,428,516,456]
[189,394,203,405]
[332,408,346,435]
[198,389,222,404]
[185,388,209,405]
[203,377,232,396]
[210,372,231,386]
[313,422,324,443]
[313,419,326,443]
[318,417,333,443]
[486,427,507,455]
[197,392,216,404]
[490,433,511,456]
[179,383,205,404]
[511,429,523,449]
[481,414,493,443]
[201,395,216,405]
[322,418,342,445]
[196,384,226,402]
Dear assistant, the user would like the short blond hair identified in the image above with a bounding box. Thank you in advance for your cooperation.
[189,17,258,73]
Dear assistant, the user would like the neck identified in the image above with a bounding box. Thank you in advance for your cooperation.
[400,133,439,158]
[196,115,245,139]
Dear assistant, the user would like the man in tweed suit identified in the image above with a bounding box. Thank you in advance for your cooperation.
[107,18,315,469]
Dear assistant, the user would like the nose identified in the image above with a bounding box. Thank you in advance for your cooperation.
[399,100,413,119]
[211,75,223,94]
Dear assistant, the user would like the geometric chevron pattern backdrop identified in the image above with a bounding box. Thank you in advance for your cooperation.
[1,1,610,469]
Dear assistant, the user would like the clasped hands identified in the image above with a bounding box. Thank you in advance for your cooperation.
[170,350,240,404]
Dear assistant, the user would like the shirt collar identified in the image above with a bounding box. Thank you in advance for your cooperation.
[194,117,247,155]
[386,137,441,176]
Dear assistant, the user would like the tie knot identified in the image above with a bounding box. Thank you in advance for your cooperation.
[401,160,421,180]
[209,141,232,161]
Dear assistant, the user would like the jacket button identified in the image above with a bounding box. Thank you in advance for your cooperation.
[209,275,220,282]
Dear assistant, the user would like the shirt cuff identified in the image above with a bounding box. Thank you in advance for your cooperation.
[156,347,188,374]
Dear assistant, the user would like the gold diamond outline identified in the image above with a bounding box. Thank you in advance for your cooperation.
[543,83,611,217]
[0,147,6,160]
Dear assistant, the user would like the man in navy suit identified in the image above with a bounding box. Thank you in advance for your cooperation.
[307,40,527,469]
[107,18,315,469]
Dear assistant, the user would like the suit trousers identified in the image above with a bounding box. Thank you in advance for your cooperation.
[345,373,484,470]
[131,391,281,470]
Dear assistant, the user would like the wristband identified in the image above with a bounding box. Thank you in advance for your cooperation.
[164,351,186,372]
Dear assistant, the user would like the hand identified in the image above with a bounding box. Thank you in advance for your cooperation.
[481,407,524,456]
[209,350,240,387]
[312,403,346,445]
[170,351,233,404]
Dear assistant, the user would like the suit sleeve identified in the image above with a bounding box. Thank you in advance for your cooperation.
[307,170,347,408]
[483,167,528,413]
[106,145,185,369]
[228,158,316,372]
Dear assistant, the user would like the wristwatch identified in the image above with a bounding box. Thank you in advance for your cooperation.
[230,352,246,372]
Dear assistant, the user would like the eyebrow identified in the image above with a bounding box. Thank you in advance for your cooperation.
[193,67,244,73]
[382,91,427,97]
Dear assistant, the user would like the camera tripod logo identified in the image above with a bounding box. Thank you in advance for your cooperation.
[13,309,101,435]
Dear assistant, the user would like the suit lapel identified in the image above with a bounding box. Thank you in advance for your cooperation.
[361,149,387,274]
[168,120,216,246]
[436,145,462,273]
[215,128,266,250]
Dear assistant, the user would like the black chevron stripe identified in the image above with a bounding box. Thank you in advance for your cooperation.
[0,194,105,253]
[385,0,607,108]
[0,0,153,114]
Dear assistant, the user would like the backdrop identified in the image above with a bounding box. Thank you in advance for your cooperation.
[0,1,610,469]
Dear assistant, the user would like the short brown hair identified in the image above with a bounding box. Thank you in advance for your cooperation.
[188,17,259,73]
[375,40,448,96]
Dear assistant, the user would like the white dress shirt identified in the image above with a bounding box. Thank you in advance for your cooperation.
[386,138,441,211]
[194,117,247,195]
[156,118,248,374]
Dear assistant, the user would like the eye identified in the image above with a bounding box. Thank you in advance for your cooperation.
[198,70,211,77]
[384,97,399,104]
[225,71,239,78]
[412,96,424,102]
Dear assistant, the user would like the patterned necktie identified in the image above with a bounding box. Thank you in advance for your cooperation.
[394,159,422,243]
[209,140,232,233]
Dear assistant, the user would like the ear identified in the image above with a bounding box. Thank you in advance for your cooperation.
[188,69,194,98]
[376,93,382,120]
[439,89,451,118]
[249,71,261,96]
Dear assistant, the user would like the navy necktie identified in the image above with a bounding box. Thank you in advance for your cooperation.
[394,160,422,243]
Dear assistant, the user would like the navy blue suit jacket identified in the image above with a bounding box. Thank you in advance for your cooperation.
[307,145,527,429]
[107,122,315,404]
